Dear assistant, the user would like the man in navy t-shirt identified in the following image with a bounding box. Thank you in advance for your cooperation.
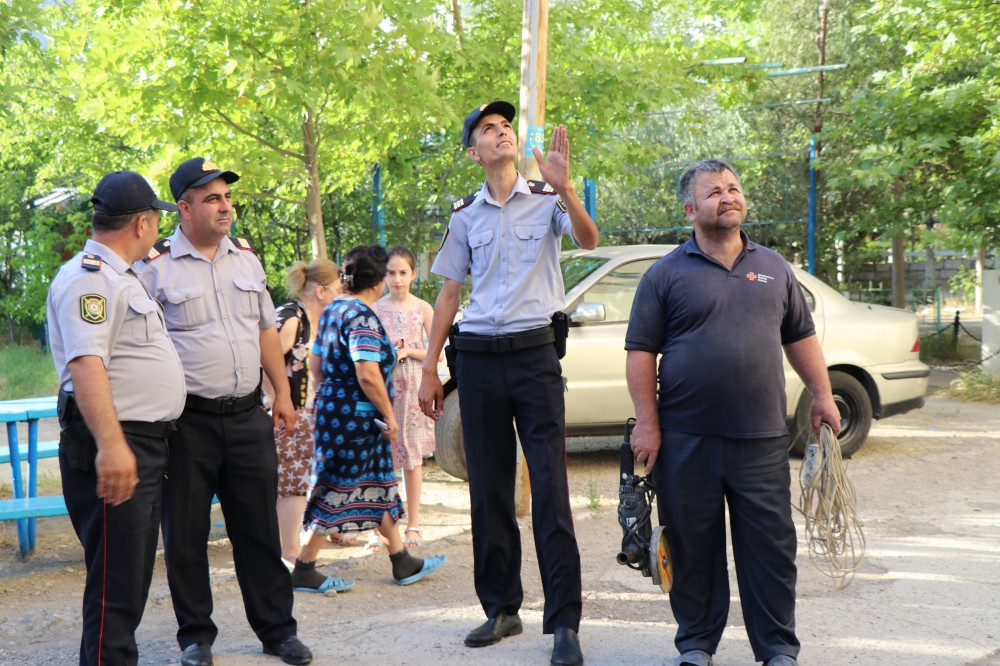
[624,158,841,666]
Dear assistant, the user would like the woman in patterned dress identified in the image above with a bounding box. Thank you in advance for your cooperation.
[292,245,446,591]
[269,258,342,567]
[374,246,438,548]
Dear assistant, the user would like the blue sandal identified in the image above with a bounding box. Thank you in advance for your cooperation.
[395,554,446,586]
[294,576,354,593]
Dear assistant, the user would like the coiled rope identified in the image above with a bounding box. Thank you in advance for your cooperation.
[796,423,866,589]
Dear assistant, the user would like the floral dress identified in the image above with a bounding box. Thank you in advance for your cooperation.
[305,297,403,535]
[373,304,437,470]
[274,301,314,496]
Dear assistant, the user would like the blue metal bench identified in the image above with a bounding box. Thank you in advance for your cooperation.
[0,495,68,520]
[0,439,60,465]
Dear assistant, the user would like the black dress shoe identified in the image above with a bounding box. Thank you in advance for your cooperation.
[262,635,313,665]
[551,627,583,666]
[180,643,213,666]
[464,612,524,647]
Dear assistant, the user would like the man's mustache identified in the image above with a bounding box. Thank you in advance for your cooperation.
[718,203,742,213]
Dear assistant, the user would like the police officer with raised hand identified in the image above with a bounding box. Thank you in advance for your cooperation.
[136,158,311,666]
[47,171,185,665]
[419,101,599,666]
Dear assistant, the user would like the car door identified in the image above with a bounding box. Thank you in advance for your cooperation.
[562,258,658,428]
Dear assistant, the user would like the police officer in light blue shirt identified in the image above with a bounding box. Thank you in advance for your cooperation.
[136,157,311,666]
[47,171,184,666]
[419,100,599,666]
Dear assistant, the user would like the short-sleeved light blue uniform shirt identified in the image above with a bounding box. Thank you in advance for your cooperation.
[431,174,579,335]
[47,239,186,423]
[136,226,276,399]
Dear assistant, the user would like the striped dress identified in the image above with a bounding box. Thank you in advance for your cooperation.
[304,297,403,535]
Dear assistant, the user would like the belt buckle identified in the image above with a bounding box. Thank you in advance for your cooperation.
[495,336,513,353]
[220,397,237,413]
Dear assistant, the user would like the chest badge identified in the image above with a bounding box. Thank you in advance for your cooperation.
[80,294,107,324]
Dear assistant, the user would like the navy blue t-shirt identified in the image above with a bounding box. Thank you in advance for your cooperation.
[624,233,815,438]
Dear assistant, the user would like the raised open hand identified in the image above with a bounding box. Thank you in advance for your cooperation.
[532,124,571,193]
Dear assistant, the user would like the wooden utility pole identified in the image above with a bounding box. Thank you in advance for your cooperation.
[518,0,548,181]
[514,0,548,516]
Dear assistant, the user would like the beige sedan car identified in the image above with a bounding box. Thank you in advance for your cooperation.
[434,244,929,480]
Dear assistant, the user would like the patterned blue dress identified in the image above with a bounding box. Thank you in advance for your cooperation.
[305,297,403,534]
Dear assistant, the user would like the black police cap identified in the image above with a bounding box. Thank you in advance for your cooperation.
[169,157,240,202]
[462,100,516,148]
[91,171,179,216]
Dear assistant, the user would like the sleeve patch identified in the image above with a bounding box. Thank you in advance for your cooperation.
[80,294,107,324]
[556,199,567,212]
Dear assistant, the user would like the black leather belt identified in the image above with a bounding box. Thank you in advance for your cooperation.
[185,391,260,415]
[451,326,555,354]
[120,420,176,438]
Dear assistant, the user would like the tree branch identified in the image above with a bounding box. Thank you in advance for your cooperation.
[207,109,306,161]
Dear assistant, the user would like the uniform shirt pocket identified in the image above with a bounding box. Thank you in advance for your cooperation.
[126,297,158,344]
[233,278,264,320]
[468,229,495,270]
[162,285,208,330]
[514,224,547,262]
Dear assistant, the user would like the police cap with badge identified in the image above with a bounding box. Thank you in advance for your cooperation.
[169,157,239,201]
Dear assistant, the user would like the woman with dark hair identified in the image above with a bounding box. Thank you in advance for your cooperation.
[292,245,446,591]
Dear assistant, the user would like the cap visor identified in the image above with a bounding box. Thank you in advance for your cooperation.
[153,198,180,212]
[189,170,240,191]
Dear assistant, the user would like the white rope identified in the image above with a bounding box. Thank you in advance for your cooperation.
[795,423,866,589]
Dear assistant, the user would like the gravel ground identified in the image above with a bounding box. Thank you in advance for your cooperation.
[2,370,999,665]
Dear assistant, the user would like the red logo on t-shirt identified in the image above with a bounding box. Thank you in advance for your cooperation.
[747,272,757,281]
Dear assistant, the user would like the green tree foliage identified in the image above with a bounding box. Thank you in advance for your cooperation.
[820,0,1000,262]
[0,0,704,330]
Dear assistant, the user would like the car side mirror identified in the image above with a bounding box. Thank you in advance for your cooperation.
[568,302,606,325]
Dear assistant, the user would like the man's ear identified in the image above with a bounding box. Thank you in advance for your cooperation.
[466,145,481,166]
[683,202,696,222]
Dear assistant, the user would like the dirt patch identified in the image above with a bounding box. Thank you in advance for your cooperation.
[3,389,1000,665]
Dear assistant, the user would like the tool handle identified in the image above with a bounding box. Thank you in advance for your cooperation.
[620,418,637,477]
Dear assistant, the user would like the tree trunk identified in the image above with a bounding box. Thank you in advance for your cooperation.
[302,112,327,259]
[450,0,464,48]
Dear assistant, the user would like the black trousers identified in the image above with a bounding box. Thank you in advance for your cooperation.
[161,405,296,649]
[60,431,167,666]
[455,343,582,634]
[654,430,799,662]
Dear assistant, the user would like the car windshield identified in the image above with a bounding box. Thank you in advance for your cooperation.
[561,256,608,292]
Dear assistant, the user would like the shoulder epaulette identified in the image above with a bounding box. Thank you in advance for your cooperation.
[80,253,102,271]
[527,179,556,195]
[143,238,172,263]
[452,193,477,213]
[230,236,256,252]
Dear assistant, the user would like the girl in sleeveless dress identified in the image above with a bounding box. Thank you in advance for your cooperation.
[374,246,438,548]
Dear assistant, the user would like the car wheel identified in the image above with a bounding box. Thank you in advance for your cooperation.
[434,390,468,481]
[790,370,873,459]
